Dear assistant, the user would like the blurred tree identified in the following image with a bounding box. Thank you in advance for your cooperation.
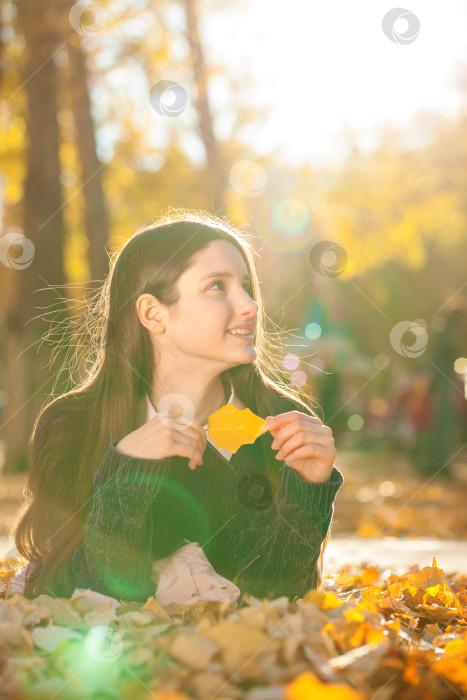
[0,1,4,89]
[2,0,69,473]
[182,0,226,212]
[68,36,110,287]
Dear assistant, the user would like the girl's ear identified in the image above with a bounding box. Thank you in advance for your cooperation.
[136,294,166,332]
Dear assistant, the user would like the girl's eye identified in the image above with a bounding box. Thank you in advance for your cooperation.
[209,280,224,290]
[209,280,253,293]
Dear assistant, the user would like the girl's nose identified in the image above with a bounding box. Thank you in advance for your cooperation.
[237,306,258,324]
[237,292,258,315]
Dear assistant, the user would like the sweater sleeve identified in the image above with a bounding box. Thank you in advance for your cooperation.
[279,463,344,516]
[70,440,168,602]
[242,462,344,600]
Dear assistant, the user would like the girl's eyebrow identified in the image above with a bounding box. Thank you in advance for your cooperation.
[200,271,252,281]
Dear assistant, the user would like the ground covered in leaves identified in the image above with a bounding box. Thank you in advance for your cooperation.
[329,448,467,540]
[1,558,466,700]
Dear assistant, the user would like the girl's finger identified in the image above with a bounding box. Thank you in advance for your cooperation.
[266,412,323,429]
[165,418,207,450]
[277,436,333,460]
[169,431,205,454]
[272,427,333,452]
[269,418,327,439]
[174,441,204,466]
[160,413,207,448]
[281,443,330,462]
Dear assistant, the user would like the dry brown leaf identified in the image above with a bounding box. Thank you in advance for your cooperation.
[1,558,467,700]
[169,632,219,670]
[30,624,82,652]
[142,596,173,622]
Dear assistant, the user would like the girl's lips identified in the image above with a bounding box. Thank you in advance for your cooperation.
[227,331,254,341]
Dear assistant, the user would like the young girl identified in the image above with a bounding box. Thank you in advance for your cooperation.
[12,210,344,603]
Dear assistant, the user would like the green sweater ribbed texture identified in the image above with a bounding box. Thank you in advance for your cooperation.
[71,432,344,603]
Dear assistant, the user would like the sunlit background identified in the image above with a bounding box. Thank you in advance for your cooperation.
[68,1,467,168]
[193,0,467,165]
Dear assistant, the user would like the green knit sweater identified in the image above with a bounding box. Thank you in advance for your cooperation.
[71,430,344,603]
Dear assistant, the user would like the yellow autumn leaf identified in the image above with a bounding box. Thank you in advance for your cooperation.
[207,403,268,453]
[444,638,466,656]
[361,567,380,585]
[432,657,467,691]
[302,589,343,610]
[335,572,357,587]
[285,671,364,700]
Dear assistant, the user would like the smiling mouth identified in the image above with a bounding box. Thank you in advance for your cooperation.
[227,331,254,341]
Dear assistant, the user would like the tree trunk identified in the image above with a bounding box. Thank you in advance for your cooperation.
[2,0,68,473]
[68,35,110,287]
[182,0,226,212]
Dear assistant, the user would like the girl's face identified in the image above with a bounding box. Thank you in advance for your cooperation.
[157,239,259,372]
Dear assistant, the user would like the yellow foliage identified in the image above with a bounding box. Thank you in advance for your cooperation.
[285,671,364,700]
[302,589,342,610]
[4,181,22,204]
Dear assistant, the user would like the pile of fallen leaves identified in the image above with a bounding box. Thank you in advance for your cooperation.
[1,557,466,700]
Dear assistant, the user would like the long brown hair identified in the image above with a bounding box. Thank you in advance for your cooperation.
[13,208,332,599]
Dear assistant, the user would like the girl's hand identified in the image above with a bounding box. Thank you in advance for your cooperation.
[116,413,207,470]
[265,411,336,483]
